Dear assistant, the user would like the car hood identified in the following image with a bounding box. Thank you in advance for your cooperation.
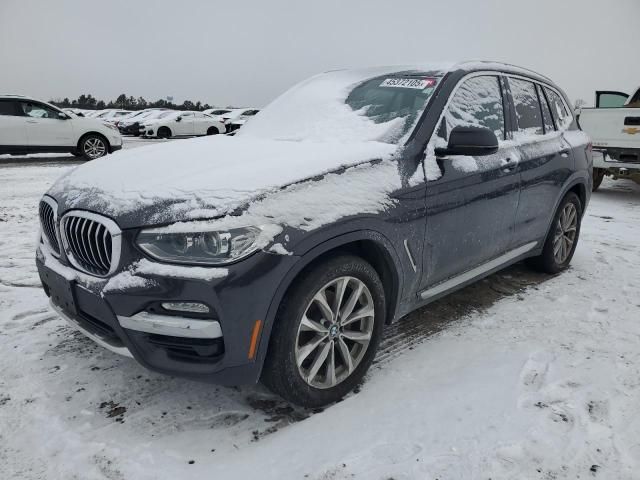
[47,135,397,229]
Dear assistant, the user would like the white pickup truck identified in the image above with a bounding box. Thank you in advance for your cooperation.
[579,87,640,190]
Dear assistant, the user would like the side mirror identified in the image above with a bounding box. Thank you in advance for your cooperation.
[435,125,499,157]
[57,112,70,120]
[175,116,182,122]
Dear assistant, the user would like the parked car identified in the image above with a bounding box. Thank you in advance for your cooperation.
[202,108,232,118]
[118,109,171,136]
[37,62,591,407]
[0,94,122,159]
[94,109,132,123]
[140,110,224,138]
[226,109,260,133]
[578,86,640,190]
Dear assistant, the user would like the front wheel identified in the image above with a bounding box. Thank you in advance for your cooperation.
[157,127,172,139]
[79,134,108,160]
[262,255,385,407]
[206,126,219,135]
[527,192,582,274]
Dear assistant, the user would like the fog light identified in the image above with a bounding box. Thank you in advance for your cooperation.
[161,302,210,314]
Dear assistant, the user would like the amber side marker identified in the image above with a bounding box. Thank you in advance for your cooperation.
[248,319,263,360]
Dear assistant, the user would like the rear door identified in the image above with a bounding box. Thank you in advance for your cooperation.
[192,112,211,135]
[0,99,28,150]
[508,77,575,247]
[18,100,74,147]
[421,74,521,288]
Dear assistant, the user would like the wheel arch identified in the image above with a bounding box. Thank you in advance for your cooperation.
[540,176,589,248]
[254,230,404,377]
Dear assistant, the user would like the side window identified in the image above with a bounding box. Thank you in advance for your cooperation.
[537,85,555,134]
[0,100,18,116]
[443,75,505,141]
[19,101,60,119]
[545,88,573,130]
[509,78,544,136]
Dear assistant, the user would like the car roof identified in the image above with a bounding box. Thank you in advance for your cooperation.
[333,61,554,85]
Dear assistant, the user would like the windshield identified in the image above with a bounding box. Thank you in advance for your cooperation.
[238,68,442,143]
[158,111,179,119]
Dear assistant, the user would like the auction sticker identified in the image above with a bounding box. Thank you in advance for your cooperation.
[380,78,437,89]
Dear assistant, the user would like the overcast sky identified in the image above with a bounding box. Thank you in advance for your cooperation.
[1,0,639,108]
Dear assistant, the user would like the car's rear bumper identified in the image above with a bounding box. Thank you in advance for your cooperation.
[37,246,299,385]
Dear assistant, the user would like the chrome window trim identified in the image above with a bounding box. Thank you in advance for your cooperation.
[40,195,61,258]
[59,210,122,278]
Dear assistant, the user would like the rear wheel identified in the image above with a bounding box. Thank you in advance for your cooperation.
[79,134,108,160]
[262,255,385,407]
[527,192,582,274]
[593,168,606,191]
[157,127,172,139]
[206,126,219,135]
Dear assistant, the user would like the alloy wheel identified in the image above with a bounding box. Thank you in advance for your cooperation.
[83,137,106,159]
[553,202,578,264]
[295,276,375,389]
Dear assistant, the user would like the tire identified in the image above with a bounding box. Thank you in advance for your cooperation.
[262,255,386,407]
[79,134,108,160]
[206,127,219,135]
[527,192,582,274]
[157,127,172,139]
[592,168,606,191]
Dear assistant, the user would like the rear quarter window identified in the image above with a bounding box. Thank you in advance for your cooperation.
[545,87,573,130]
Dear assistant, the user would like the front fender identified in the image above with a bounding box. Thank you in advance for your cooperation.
[252,227,406,380]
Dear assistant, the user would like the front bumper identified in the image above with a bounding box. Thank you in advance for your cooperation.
[37,243,299,385]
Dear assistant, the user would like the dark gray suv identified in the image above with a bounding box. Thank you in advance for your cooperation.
[36,61,592,407]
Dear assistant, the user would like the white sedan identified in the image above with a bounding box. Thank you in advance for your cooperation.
[140,111,225,138]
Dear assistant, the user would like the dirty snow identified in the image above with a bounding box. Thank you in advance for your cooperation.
[1,155,640,479]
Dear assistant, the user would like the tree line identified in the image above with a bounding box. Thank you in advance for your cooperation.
[49,93,224,111]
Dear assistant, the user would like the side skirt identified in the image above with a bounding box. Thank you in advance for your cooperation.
[418,241,539,303]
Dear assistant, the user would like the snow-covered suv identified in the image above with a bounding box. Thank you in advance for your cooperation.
[0,95,122,159]
[37,62,591,407]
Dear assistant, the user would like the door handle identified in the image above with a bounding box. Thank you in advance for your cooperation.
[501,158,517,172]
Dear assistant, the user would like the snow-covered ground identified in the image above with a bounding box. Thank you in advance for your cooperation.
[1,151,639,478]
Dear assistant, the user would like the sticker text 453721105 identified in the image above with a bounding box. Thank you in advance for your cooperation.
[379,78,437,90]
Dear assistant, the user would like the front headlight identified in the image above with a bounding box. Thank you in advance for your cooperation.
[104,122,119,132]
[136,225,266,265]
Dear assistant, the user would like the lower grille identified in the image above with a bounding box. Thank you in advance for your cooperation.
[39,199,60,255]
[60,212,121,277]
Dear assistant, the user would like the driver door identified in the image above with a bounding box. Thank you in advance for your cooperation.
[18,101,74,147]
[421,74,521,290]
[175,112,195,136]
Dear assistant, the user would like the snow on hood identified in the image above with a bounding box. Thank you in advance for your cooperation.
[48,135,397,228]
[48,64,458,229]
